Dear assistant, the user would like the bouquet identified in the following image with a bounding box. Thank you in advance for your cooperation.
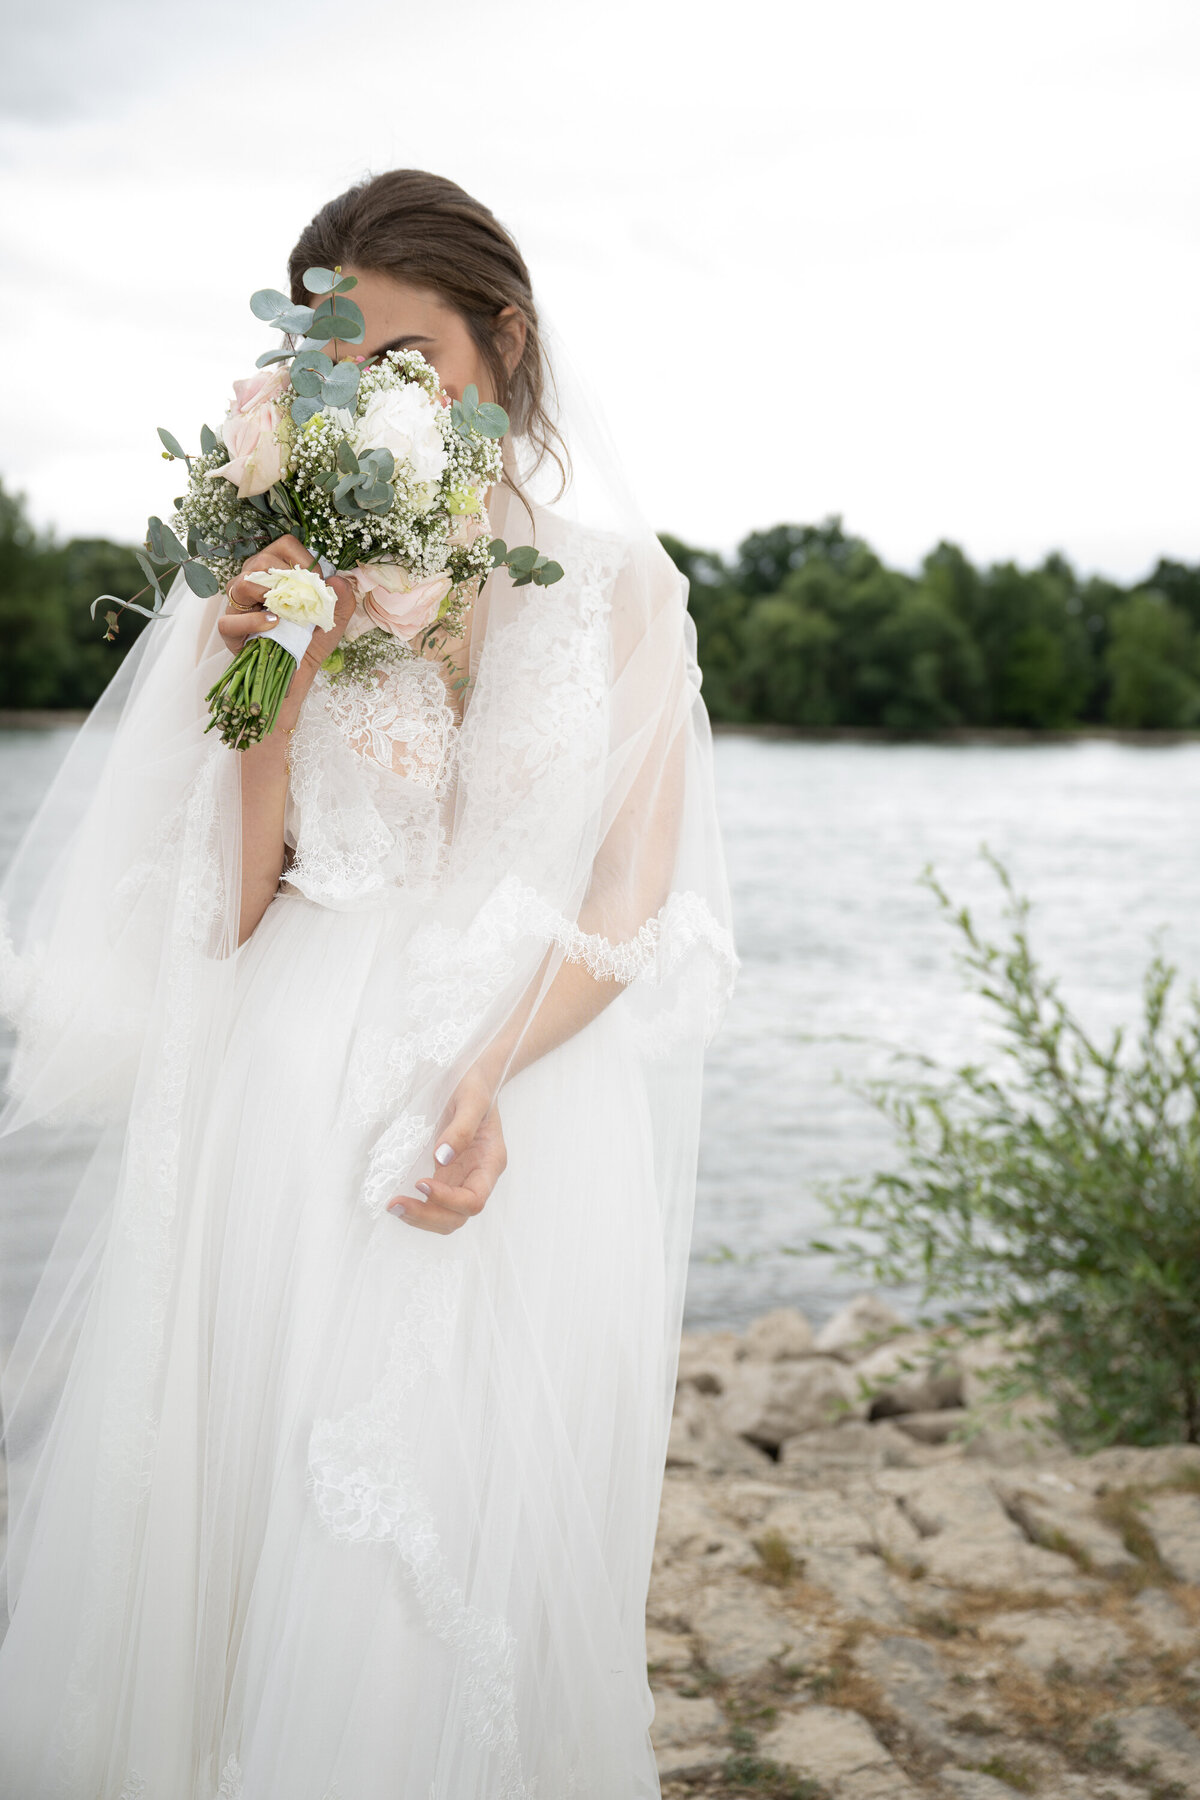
[95,267,563,750]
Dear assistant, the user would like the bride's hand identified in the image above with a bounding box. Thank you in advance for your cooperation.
[387,1068,508,1233]
[218,534,356,686]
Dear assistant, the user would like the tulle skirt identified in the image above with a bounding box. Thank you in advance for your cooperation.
[0,884,674,1798]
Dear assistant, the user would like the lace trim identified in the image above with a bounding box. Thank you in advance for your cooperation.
[349,879,736,1217]
[304,1248,537,1799]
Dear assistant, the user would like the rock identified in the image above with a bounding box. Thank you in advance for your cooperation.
[667,1383,777,1476]
[758,1705,919,1795]
[994,1469,1141,1577]
[813,1292,908,1360]
[645,1626,694,1674]
[779,1418,923,1476]
[851,1331,964,1416]
[1130,1587,1197,1653]
[648,1688,724,1749]
[719,1357,866,1449]
[653,1478,754,1574]
[653,1738,729,1780]
[937,1775,1032,1800]
[790,1545,912,1625]
[691,1578,819,1681]
[852,1633,1000,1760]
[1097,1705,1200,1792]
[892,1408,969,1445]
[876,1465,1093,1595]
[675,1329,740,1395]
[736,1306,816,1361]
[979,1608,1131,1676]
[1084,1443,1200,1487]
[1144,1490,1200,1583]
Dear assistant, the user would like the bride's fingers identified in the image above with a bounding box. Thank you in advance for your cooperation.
[217,608,280,646]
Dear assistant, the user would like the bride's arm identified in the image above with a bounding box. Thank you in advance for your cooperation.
[221,536,355,946]
[391,543,694,1229]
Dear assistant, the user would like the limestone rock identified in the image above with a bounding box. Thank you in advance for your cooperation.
[979,1608,1131,1676]
[675,1329,740,1395]
[813,1292,908,1360]
[758,1705,918,1795]
[691,1577,819,1680]
[779,1418,922,1476]
[719,1356,866,1449]
[645,1626,694,1674]
[1144,1490,1200,1583]
[892,1408,969,1445]
[648,1688,724,1750]
[852,1633,1003,1760]
[851,1331,963,1416]
[1130,1586,1197,1654]
[791,1545,912,1625]
[667,1383,776,1476]
[1097,1705,1200,1792]
[994,1469,1140,1577]
[653,1478,753,1576]
[735,1306,816,1361]
[876,1464,1092,1595]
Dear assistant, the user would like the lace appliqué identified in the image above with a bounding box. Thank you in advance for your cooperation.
[280,656,460,907]
[305,1249,538,1800]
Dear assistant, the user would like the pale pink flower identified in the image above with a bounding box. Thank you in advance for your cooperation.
[351,563,453,640]
[208,366,292,498]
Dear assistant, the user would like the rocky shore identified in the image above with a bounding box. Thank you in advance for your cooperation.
[650,1296,1200,1799]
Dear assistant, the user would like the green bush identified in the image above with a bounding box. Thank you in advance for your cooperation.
[805,850,1200,1451]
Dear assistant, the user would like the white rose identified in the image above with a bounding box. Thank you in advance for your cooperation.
[352,385,449,484]
[246,565,337,631]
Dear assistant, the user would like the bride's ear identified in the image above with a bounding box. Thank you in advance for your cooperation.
[494,305,528,378]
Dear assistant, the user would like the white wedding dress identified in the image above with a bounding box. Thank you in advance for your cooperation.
[0,484,737,1798]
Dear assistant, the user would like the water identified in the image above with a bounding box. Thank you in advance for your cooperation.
[6,725,1200,1334]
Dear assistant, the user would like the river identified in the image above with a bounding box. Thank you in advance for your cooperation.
[5,725,1200,1331]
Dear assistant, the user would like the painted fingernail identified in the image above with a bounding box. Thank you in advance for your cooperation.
[415,1181,431,1197]
[434,1143,455,1165]
[390,1203,407,1219]
[264,612,278,622]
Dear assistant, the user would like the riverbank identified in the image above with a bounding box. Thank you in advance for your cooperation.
[652,1296,1200,1798]
[7,708,1200,747]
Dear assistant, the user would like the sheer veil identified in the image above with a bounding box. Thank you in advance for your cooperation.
[0,288,739,1768]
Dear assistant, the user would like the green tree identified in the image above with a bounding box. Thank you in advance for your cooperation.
[1105,590,1200,728]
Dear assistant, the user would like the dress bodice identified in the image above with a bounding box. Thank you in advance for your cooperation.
[280,653,463,910]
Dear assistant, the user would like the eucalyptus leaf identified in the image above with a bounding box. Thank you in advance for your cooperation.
[335,441,361,475]
[135,551,163,595]
[505,544,539,573]
[461,383,480,413]
[289,363,324,399]
[157,427,187,460]
[273,304,315,334]
[533,559,564,585]
[200,423,220,454]
[302,267,338,294]
[290,396,323,426]
[474,401,509,439]
[182,560,221,598]
[332,274,358,294]
[333,489,365,518]
[488,538,509,565]
[250,287,291,321]
[146,516,167,561]
[255,347,294,368]
[160,523,188,564]
[321,362,360,407]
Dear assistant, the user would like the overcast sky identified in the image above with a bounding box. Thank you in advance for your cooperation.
[1,0,1197,581]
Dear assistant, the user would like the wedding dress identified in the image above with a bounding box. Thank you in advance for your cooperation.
[0,330,737,1798]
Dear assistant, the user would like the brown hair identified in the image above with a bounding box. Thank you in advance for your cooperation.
[287,169,568,516]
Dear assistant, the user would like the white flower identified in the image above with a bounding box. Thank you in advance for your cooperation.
[353,384,449,484]
[246,565,337,630]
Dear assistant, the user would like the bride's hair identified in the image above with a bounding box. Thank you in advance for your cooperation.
[287,169,569,508]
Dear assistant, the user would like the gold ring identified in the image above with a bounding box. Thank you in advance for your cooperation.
[225,576,260,614]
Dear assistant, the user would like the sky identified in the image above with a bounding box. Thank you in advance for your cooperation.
[0,0,1197,582]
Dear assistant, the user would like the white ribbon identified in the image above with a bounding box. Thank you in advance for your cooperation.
[256,553,340,666]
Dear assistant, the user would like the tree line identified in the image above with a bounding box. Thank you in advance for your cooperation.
[663,519,1200,731]
[3,476,1200,730]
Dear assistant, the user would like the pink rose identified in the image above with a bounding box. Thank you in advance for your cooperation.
[350,563,453,640]
[208,366,291,498]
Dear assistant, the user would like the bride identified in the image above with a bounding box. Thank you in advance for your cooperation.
[0,169,737,1798]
